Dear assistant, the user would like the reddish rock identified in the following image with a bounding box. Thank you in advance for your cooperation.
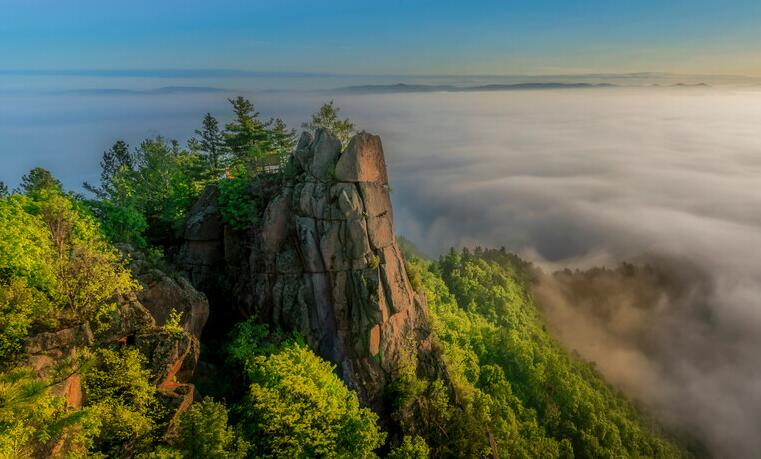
[246,131,432,411]
[335,132,389,184]
[137,270,209,340]
[136,330,200,389]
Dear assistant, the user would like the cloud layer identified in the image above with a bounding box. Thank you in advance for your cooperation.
[325,88,761,456]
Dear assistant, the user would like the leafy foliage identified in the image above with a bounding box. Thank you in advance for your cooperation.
[224,97,294,173]
[83,96,296,247]
[0,279,52,367]
[302,101,356,146]
[407,247,685,458]
[387,436,430,459]
[162,308,185,335]
[217,167,258,231]
[228,321,385,458]
[82,347,167,457]
[20,167,63,196]
[194,113,229,173]
[0,367,96,458]
[0,184,137,365]
[172,398,249,459]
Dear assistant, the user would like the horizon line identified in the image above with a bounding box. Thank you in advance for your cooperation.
[2,68,759,81]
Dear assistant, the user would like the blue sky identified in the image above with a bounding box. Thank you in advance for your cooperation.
[2,0,761,76]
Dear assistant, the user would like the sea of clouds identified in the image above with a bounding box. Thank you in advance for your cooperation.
[352,88,761,457]
[2,86,761,455]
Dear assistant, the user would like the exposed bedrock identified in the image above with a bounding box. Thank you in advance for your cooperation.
[24,253,209,429]
[179,129,437,414]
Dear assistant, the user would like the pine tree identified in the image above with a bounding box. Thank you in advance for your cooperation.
[84,140,133,199]
[224,97,272,168]
[194,113,228,172]
[0,181,8,198]
[302,101,355,147]
[20,167,63,195]
[268,118,296,168]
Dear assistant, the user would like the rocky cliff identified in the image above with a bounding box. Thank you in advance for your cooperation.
[178,129,437,414]
[23,250,209,430]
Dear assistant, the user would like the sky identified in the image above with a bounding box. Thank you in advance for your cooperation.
[2,0,761,76]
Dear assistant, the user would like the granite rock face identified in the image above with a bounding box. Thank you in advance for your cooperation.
[137,270,209,341]
[176,186,226,292]
[180,129,434,412]
[23,259,208,424]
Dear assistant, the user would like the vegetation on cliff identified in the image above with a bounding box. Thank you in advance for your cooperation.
[0,98,690,457]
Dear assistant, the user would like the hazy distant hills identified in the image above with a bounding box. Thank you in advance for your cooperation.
[55,86,229,95]
[0,81,716,98]
[332,82,617,94]
[52,82,715,96]
[328,81,721,94]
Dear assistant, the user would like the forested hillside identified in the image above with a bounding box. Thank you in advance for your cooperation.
[0,98,690,458]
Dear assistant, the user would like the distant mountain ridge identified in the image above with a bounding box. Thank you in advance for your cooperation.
[56,86,229,95]
[332,82,616,94]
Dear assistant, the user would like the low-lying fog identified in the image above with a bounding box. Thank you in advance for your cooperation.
[3,86,761,456]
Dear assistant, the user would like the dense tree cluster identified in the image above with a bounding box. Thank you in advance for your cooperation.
[396,247,686,457]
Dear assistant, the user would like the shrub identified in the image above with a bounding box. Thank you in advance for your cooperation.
[82,347,165,456]
[237,342,385,458]
[218,170,257,231]
[162,309,184,335]
[388,436,431,459]
[173,398,249,459]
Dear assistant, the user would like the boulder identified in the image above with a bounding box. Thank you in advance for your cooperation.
[25,323,93,356]
[136,330,200,389]
[184,186,224,241]
[137,269,209,340]
[309,129,342,179]
[334,132,388,184]
[95,296,156,344]
[293,131,314,172]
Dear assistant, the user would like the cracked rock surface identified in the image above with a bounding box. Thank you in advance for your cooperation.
[179,130,435,412]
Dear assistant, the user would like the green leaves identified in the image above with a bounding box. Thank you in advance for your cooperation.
[423,248,684,458]
[173,398,249,459]
[217,170,258,231]
[388,436,430,459]
[0,194,57,290]
[302,101,356,147]
[162,308,185,336]
[229,324,385,459]
[0,366,97,458]
[0,186,138,365]
[82,347,164,456]
[242,344,385,458]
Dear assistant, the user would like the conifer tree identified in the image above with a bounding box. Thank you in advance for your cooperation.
[194,113,228,172]
[224,97,272,168]
[302,101,355,147]
[84,140,133,200]
[20,168,62,195]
